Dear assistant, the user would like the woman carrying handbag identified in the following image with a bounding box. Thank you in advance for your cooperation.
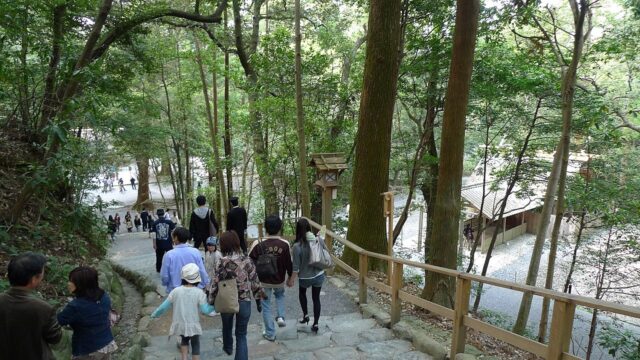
[209,231,265,360]
[287,219,329,334]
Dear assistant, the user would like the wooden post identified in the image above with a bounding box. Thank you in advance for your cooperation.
[547,299,576,360]
[257,223,264,239]
[322,187,333,252]
[322,187,334,275]
[358,253,368,304]
[417,206,424,252]
[502,217,506,243]
[382,192,394,283]
[450,277,472,358]
[390,261,403,325]
[480,217,486,251]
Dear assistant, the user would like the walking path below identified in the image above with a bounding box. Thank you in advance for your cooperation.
[109,231,434,360]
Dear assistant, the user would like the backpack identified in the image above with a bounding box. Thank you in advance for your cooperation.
[254,239,278,279]
[309,235,333,270]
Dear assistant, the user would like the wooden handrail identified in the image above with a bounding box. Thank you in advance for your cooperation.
[298,216,640,360]
[301,217,640,319]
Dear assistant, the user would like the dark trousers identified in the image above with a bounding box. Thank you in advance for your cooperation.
[155,248,169,272]
[142,219,148,231]
[239,235,247,255]
[194,237,205,250]
[221,301,251,360]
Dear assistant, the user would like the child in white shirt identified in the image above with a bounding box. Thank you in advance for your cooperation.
[151,263,215,360]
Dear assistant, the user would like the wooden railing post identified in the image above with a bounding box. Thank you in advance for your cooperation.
[450,277,472,359]
[359,253,368,304]
[257,223,264,239]
[391,261,403,325]
[547,299,576,360]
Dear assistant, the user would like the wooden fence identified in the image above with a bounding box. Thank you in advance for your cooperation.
[287,217,640,360]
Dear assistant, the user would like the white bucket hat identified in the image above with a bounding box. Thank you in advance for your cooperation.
[181,263,201,284]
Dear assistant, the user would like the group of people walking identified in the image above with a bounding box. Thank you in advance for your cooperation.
[146,195,329,360]
[101,176,136,193]
[0,195,329,360]
[107,207,166,241]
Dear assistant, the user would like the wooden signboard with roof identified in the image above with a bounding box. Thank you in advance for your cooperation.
[309,153,347,253]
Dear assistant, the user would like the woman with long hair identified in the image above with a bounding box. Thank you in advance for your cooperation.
[209,231,264,359]
[57,266,117,359]
[287,218,326,333]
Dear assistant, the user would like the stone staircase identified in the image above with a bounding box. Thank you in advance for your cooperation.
[143,311,432,360]
[109,230,436,360]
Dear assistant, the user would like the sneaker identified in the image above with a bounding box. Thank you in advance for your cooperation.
[207,311,218,317]
[262,332,276,342]
[276,317,286,327]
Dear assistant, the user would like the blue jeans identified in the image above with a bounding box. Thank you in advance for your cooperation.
[262,287,286,338]
[221,301,251,360]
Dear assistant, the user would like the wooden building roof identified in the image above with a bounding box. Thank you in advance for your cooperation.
[309,153,348,172]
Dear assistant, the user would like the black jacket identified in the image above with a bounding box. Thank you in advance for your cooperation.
[226,206,248,241]
[189,207,219,242]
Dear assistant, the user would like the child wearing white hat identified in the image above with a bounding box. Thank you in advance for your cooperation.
[151,263,215,360]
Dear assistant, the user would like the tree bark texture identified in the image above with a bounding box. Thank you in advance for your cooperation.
[423,0,480,307]
[294,0,311,217]
[232,0,278,216]
[194,36,228,226]
[537,138,570,342]
[342,0,403,271]
[135,157,150,209]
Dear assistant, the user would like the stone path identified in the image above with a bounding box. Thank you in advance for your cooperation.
[109,231,434,360]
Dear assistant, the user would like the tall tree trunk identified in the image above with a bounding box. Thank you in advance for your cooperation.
[223,7,234,198]
[172,141,185,220]
[537,138,570,341]
[419,108,439,267]
[231,0,278,216]
[38,5,65,132]
[19,5,30,129]
[135,156,150,209]
[423,0,480,307]
[294,0,311,217]
[513,0,590,334]
[394,65,442,242]
[331,33,367,142]
[393,112,432,242]
[185,144,192,214]
[194,35,228,227]
[342,0,403,271]
[241,134,252,207]
[166,148,180,217]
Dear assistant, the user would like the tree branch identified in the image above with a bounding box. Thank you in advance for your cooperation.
[613,109,640,133]
[91,3,227,61]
